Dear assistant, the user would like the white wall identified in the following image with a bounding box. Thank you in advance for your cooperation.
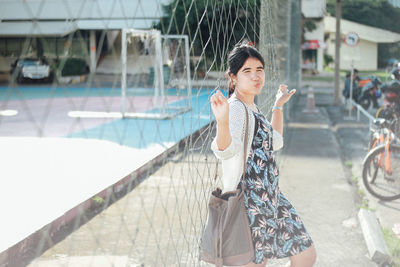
[326,33,377,70]
[304,20,325,41]
[302,0,326,18]
[304,20,325,72]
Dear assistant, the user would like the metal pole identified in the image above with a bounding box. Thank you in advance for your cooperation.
[155,30,165,114]
[285,0,292,86]
[348,61,354,117]
[257,0,272,113]
[153,35,159,111]
[293,0,302,93]
[161,34,192,110]
[334,0,342,105]
[121,29,127,117]
[184,35,192,109]
[89,30,96,73]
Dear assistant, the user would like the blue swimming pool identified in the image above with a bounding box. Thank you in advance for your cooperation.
[67,92,214,149]
[0,86,195,101]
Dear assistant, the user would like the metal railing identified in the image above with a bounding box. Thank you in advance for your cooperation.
[348,99,376,129]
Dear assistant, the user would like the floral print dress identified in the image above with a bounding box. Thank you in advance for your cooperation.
[239,110,313,263]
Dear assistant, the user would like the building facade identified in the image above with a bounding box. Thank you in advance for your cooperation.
[324,16,400,70]
[301,0,326,73]
[0,0,168,73]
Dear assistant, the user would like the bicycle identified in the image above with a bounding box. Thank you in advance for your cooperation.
[375,95,400,137]
[362,118,400,201]
[367,118,395,151]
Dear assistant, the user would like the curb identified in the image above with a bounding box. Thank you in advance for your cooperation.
[358,209,391,265]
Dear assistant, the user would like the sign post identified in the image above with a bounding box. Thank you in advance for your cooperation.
[344,32,360,120]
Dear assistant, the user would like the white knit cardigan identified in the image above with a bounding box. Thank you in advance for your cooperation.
[210,94,283,192]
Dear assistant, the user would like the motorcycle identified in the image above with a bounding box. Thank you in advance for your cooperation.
[357,76,382,110]
[376,68,400,135]
[380,68,400,111]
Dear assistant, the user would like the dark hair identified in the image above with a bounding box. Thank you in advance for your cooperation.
[346,68,359,79]
[227,44,265,97]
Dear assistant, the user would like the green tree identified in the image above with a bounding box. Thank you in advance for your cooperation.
[301,15,318,43]
[327,0,400,33]
[155,0,260,72]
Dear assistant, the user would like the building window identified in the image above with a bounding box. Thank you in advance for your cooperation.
[0,39,6,56]
[7,38,24,57]
[42,38,57,58]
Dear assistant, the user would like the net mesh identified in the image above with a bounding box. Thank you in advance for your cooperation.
[0,0,301,266]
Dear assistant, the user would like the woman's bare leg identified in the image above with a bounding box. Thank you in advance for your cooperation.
[288,244,317,267]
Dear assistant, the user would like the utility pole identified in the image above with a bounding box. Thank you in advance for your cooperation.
[334,0,341,105]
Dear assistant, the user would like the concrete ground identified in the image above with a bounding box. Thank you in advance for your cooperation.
[303,77,400,231]
[270,91,375,266]
[25,86,386,267]
[326,103,400,231]
[0,85,212,266]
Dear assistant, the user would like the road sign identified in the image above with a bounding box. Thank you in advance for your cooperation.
[344,32,360,47]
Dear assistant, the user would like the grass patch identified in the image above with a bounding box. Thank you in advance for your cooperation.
[92,195,105,205]
[358,70,390,82]
[357,188,366,198]
[323,67,347,76]
[345,161,353,168]
[359,199,376,212]
[382,227,400,266]
[317,68,391,82]
[302,76,335,82]
[359,198,369,210]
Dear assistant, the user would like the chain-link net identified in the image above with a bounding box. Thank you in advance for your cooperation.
[0,0,301,266]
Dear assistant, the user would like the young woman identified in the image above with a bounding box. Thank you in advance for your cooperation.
[210,44,316,267]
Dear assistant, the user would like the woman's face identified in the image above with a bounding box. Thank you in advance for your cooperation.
[231,57,265,96]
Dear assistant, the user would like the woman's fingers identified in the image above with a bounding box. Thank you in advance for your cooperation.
[211,90,221,101]
[277,85,286,96]
[218,94,226,104]
[210,95,217,106]
[216,90,224,100]
[278,84,296,96]
[275,85,296,106]
[211,90,226,106]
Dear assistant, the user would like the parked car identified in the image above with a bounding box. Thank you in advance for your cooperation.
[10,58,53,83]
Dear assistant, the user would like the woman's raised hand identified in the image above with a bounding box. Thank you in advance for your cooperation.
[275,84,296,106]
[210,90,229,124]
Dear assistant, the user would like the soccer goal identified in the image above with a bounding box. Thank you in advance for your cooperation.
[69,29,192,120]
[121,29,192,119]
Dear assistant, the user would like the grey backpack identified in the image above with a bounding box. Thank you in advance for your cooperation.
[201,101,254,266]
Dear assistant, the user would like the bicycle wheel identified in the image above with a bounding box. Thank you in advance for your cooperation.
[391,113,400,138]
[362,144,400,201]
[376,106,387,118]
